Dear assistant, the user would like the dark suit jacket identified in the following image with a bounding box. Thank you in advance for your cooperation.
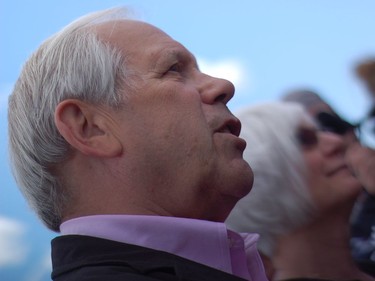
[51,235,248,281]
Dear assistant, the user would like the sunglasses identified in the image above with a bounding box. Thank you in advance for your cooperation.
[316,109,375,149]
[315,112,355,135]
[296,127,319,148]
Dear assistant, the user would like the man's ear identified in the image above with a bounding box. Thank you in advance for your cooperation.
[54,99,122,157]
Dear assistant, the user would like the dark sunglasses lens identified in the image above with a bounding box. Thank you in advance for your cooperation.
[297,128,318,147]
[316,112,353,135]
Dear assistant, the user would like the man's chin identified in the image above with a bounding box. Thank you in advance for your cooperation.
[235,164,254,198]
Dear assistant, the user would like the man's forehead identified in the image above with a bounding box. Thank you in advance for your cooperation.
[92,20,196,67]
[93,19,167,42]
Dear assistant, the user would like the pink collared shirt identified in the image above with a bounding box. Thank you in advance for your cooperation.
[60,215,267,281]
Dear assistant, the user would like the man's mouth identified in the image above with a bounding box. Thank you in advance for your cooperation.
[216,118,241,137]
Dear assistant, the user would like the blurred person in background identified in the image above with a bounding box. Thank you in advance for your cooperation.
[283,89,375,276]
[349,58,375,196]
[344,58,375,274]
[226,102,374,281]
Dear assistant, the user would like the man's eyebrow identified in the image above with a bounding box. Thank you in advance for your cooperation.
[170,49,192,62]
[178,49,200,69]
[150,50,176,70]
[153,48,198,69]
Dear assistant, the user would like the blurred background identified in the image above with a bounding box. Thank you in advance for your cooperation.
[1,1,375,280]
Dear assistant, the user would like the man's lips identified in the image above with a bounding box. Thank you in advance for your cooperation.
[235,136,247,151]
[215,118,242,137]
[213,117,247,151]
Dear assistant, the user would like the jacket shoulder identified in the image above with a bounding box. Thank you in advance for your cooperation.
[51,235,247,281]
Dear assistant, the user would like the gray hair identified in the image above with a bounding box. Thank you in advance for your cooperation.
[282,89,326,109]
[226,102,316,257]
[8,8,133,231]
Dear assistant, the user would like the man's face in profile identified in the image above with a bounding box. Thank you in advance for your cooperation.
[96,20,254,221]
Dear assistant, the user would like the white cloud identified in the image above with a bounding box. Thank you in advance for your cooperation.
[0,216,28,266]
[197,58,251,96]
[26,251,52,281]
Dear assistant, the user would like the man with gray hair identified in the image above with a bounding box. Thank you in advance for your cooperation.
[8,7,266,281]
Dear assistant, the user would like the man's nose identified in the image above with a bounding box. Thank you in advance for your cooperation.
[199,74,235,105]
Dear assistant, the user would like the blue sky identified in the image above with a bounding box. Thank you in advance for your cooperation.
[1,1,375,280]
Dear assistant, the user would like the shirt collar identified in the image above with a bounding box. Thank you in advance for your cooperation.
[60,215,265,280]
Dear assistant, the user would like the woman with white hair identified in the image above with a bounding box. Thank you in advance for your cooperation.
[226,102,374,281]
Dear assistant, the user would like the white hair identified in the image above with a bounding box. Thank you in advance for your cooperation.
[226,102,316,257]
[8,7,134,231]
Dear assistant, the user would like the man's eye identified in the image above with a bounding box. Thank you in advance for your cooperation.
[168,63,181,73]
